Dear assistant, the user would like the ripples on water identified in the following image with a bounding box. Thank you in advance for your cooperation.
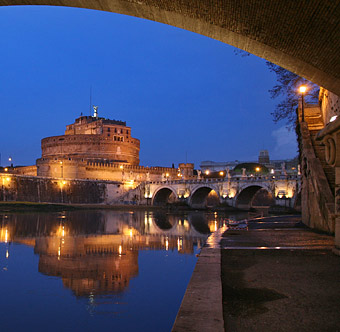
[0,209,246,331]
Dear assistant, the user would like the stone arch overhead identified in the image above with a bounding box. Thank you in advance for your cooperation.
[235,184,273,207]
[2,1,340,95]
[152,186,177,205]
[189,185,220,206]
[237,182,273,195]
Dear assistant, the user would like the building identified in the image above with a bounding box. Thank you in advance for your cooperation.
[200,150,299,176]
[34,109,188,183]
[37,112,140,179]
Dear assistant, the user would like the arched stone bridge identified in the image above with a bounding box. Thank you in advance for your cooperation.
[144,175,301,209]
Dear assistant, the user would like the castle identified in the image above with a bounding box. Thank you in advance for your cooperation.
[34,109,192,183]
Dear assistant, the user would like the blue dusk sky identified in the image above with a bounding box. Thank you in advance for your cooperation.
[0,5,298,168]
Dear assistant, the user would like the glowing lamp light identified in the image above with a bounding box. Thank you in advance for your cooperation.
[255,167,260,172]
[4,168,8,172]
[119,165,124,169]
[299,85,307,93]
[219,171,224,176]
[58,180,67,188]
[205,170,210,175]
[330,115,338,122]
[165,173,169,177]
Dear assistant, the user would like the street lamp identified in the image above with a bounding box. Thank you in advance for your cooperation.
[299,85,307,122]
[60,161,63,178]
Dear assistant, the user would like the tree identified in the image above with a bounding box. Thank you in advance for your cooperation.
[234,49,320,126]
[266,62,319,126]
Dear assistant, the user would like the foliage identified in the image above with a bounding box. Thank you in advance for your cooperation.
[266,62,319,126]
[233,49,320,126]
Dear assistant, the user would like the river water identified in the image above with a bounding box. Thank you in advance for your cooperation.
[0,209,247,331]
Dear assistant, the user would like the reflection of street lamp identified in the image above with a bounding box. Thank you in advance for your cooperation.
[299,85,307,122]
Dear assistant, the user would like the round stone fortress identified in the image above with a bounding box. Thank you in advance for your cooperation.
[37,114,141,178]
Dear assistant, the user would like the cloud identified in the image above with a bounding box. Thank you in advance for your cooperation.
[271,126,298,159]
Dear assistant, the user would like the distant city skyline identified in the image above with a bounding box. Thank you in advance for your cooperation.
[0,5,298,168]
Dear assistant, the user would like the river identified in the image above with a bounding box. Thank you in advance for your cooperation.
[0,209,248,331]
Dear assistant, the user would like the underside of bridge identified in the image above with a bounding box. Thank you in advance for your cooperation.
[152,188,176,206]
[1,0,339,94]
[236,185,273,210]
[190,187,220,208]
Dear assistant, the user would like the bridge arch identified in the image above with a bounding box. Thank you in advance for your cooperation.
[235,185,274,210]
[152,186,177,206]
[2,1,339,94]
[189,186,220,209]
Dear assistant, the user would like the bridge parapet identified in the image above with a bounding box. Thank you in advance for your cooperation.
[147,174,300,186]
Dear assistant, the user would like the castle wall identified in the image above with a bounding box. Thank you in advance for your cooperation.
[13,165,37,176]
[0,174,126,204]
[41,134,140,165]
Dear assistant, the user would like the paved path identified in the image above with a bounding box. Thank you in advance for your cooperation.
[172,215,340,332]
[221,215,340,332]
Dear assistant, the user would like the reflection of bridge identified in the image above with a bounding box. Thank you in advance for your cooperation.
[145,175,301,209]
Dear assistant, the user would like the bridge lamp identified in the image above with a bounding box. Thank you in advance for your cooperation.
[219,171,224,176]
[255,167,261,172]
[4,168,8,172]
[58,180,67,188]
[299,85,307,122]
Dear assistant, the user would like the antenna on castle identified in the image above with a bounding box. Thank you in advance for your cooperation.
[89,85,92,116]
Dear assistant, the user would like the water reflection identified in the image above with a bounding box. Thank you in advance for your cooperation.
[0,210,238,297]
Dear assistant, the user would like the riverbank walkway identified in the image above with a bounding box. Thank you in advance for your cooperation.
[172,215,340,332]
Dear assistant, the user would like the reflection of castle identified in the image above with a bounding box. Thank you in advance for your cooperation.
[0,210,209,297]
[37,243,139,297]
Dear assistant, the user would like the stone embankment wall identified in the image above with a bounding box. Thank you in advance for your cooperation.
[299,90,339,234]
[0,174,128,205]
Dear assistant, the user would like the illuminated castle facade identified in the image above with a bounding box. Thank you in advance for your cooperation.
[36,110,187,182]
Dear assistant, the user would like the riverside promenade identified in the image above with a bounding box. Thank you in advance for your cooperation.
[172,215,340,332]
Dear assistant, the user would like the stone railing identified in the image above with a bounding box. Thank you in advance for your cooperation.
[147,174,300,185]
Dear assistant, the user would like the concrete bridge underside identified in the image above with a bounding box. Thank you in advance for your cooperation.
[1,0,339,95]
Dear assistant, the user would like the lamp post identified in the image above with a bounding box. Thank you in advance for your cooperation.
[299,85,307,122]
[60,161,63,178]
